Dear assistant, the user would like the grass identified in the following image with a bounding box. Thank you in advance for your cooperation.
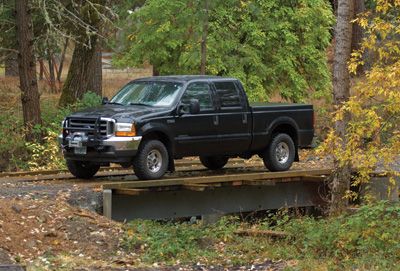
[121,201,400,270]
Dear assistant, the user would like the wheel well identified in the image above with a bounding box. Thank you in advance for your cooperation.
[142,131,172,152]
[271,124,299,161]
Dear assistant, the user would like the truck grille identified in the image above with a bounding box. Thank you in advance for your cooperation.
[65,117,114,137]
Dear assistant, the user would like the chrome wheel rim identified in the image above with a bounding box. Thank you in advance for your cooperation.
[147,149,162,173]
[275,142,289,164]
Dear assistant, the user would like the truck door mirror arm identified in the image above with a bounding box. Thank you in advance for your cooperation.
[177,104,185,116]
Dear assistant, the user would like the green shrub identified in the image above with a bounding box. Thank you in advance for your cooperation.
[0,112,29,171]
[26,92,102,171]
[122,202,400,270]
[275,201,400,270]
[75,91,102,110]
[122,217,239,264]
[0,91,102,171]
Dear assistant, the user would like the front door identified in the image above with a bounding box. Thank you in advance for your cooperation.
[174,82,219,156]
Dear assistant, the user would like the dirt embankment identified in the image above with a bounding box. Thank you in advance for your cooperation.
[0,196,125,265]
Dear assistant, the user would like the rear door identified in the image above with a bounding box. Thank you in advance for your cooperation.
[212,80,252,154]
[173,81,220,156]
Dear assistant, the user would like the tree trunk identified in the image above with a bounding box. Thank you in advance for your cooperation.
[351,1,365,52]
[153,66,160,76]
[87,41,102,97]
[5,52,19,76]
[57,38,69,82]
[48,52,56,93]
[331,0,354,214]
[15,0,42,142]
[331,0,338,15]
[352,0,365,74]
[59,36,98,106]
[58,0,107,106]
[200,0,209,75]
[39,59,44,80]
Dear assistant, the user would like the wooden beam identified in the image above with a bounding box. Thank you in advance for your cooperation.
[182,184,211,192]
[301,175,327,182]
[103,168,333,189]
[243,180,276,186]
[113,188,149,196]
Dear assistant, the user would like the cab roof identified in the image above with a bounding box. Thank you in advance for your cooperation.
[133,75,238,83]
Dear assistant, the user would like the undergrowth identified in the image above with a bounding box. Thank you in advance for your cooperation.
[122,201,400,270]
[0,92,101,171]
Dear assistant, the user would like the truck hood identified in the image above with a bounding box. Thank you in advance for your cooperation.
[68,104,170,122]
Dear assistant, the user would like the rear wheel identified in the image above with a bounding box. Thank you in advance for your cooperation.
[200,156,229,170]
[66,160,100,179]
[263,133,295,172]
[133,140,169,180]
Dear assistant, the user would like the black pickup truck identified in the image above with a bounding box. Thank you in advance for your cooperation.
[59,76,314,180]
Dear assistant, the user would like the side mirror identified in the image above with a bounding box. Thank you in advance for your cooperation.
[189,99,200,115]
[102,97,109,105]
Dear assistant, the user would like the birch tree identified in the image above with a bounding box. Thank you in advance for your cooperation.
[329,0,355,214]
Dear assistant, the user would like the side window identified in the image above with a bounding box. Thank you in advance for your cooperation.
[181,82,213,111]
[214,81,241,108]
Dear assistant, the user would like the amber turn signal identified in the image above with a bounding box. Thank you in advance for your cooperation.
[115,122,136,137]
[115,130,136,137]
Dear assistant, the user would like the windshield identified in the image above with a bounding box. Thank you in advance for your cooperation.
[110,81,183,107]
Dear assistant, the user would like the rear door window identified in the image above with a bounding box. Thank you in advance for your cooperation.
[213,81,242,108]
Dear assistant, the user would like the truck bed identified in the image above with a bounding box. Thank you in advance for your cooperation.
[249,103,314,151]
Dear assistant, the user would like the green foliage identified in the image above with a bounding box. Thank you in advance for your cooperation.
[122,202,400,270]
[0,111,29,171]
[75,91,103,109]
[115,0,334,102]
[25,91,102,171]
[276,201,400,270]
[0,1,15,50]
[122,217,238,263]
[0,92,102,172]
[320,0,400,195]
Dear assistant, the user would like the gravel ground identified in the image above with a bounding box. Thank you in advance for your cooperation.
[73,260,288,270]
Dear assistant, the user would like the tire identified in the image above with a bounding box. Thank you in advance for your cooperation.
[263,133,295,172]
[200,156,229,170]
[133,140,169,180]
[66,160,100,179]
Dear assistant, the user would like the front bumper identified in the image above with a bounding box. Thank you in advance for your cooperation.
[58,134,142,163]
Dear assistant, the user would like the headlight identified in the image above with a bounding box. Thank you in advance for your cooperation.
[115,122,136,137]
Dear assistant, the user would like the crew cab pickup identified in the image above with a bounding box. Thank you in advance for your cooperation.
[59,76,314,180]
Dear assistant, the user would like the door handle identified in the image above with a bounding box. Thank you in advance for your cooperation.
[213,115,219,126]
[242,113,247,124]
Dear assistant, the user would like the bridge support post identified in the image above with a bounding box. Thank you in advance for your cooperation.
[103,189,112,219]
[362,176,399,202]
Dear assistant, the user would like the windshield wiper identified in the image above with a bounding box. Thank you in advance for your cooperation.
[128,102,152,106]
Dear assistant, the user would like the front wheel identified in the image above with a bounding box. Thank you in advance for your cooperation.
[133,140,169,180]
[263,133,295,172]
[200,156,229,170]
[66,160,100,179]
